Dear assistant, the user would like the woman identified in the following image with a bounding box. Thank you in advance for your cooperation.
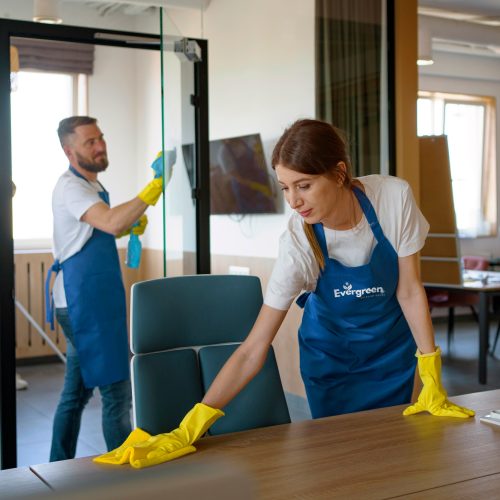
[96,119,474,469]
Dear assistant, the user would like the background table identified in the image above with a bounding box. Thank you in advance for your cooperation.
[425,270,500,384]
[25,390,500,499]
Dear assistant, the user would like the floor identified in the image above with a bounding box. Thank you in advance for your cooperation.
[15,317,500,468]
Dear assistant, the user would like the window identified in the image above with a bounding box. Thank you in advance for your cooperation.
[11,70,87,247]
[418,91,497,238]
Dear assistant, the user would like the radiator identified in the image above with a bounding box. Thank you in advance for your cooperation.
[14,248,180,360]
[14,251,65,359]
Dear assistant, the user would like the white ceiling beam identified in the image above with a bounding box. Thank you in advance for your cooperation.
[420,14,500,48]
[63,0,211,10]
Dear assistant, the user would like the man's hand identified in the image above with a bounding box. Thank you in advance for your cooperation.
[151,149,176,185]
[138,178,163,206]
[115,214,148,239]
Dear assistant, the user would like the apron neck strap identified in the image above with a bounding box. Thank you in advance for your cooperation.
[311,184,386,258]
[352,185,384,242]
[312,223,328,258]
[68,165,109,204]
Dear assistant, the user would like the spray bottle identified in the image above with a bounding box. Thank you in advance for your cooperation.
[126,222,142,269]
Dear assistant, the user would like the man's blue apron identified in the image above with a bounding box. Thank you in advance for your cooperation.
[45,167,129,388]
[297,186,416,418]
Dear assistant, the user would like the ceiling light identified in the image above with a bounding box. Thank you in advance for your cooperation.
[33,0,62,24]
[418,26,434,66]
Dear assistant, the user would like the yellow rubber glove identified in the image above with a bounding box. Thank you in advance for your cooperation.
[116,214,148,239]
[93,427,152,465]
[131,214,148,235]
[151,149,176,185]
[403,347,475,418]
[128,403,224,469]
[138,177,163,206]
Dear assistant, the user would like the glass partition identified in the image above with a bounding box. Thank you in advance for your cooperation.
[159,6,208,277]
[2,3,208,468]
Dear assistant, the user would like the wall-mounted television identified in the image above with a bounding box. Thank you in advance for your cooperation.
[183,133,277,215]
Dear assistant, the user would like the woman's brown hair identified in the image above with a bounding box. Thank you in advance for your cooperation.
[271,119,353,271]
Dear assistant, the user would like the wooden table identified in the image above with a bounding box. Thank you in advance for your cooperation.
[425,270,500,384]
[22,390,500,499]
[0,466,51,497]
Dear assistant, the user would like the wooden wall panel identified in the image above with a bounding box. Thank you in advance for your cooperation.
[418,136,461,284]
[421,237,458,258]
[419,136,457,234]
[420,260,461,285]
[394,0,419,199]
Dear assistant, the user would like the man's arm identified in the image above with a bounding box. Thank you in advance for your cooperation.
[81,197,147,236]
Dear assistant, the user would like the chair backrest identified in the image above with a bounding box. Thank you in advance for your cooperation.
[131,275,291,435]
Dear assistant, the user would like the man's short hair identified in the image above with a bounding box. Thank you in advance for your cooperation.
[57,116,97,146]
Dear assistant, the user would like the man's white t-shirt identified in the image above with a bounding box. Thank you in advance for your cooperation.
[52,169,104,307]
[264,175,430,311]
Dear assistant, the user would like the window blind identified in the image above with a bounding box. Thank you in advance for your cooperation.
[11,37,94,75]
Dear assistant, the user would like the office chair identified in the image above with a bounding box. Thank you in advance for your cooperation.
[130,274,291,436]
[426,256,489,352]
[489,292,500,358]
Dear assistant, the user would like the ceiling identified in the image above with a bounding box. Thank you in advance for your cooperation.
[419,0,500,26]
[62,0,211,16]
[419,0,500,59]
[57,1,500,58]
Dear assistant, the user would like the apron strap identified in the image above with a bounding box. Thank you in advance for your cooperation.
[68,165,109,204]
[312,223,329,258]
[296,291,311,309]
[309,184,386,263]
[45,259,61,330]
[352,185,385,243]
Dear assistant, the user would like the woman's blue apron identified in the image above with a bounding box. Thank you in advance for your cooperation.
[45,167,130,389]
[297,186,416,418]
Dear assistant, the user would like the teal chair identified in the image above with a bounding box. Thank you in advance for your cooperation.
[131,275,291,436]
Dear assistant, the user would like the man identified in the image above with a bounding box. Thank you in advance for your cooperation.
[46,116,163,461]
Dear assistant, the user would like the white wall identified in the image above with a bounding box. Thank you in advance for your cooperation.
[107,0,316,258]
[168,0,316,258]
[90,46,138,216]
[419,49,500,259]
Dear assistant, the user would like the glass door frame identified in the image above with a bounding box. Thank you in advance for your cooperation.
[0,17,209,469]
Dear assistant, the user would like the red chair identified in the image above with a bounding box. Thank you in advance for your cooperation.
[463,255,490,271]
[426,256,489,352]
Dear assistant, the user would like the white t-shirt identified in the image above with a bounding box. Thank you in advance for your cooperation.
[264,175,430,310]
[51,169,104,307]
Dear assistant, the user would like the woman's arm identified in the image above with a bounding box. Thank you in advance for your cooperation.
[396,253,435,354]
[202,304,288,410]
[398,253,475,418]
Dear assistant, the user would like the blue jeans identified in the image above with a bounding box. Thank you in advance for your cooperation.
[50,308,132,462]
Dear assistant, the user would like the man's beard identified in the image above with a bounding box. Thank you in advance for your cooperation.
[76,151,109,173]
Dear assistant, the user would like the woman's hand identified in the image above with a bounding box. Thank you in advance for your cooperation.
[403,347,475,418]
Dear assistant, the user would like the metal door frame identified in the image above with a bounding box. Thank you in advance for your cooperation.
[0,17,209,468]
